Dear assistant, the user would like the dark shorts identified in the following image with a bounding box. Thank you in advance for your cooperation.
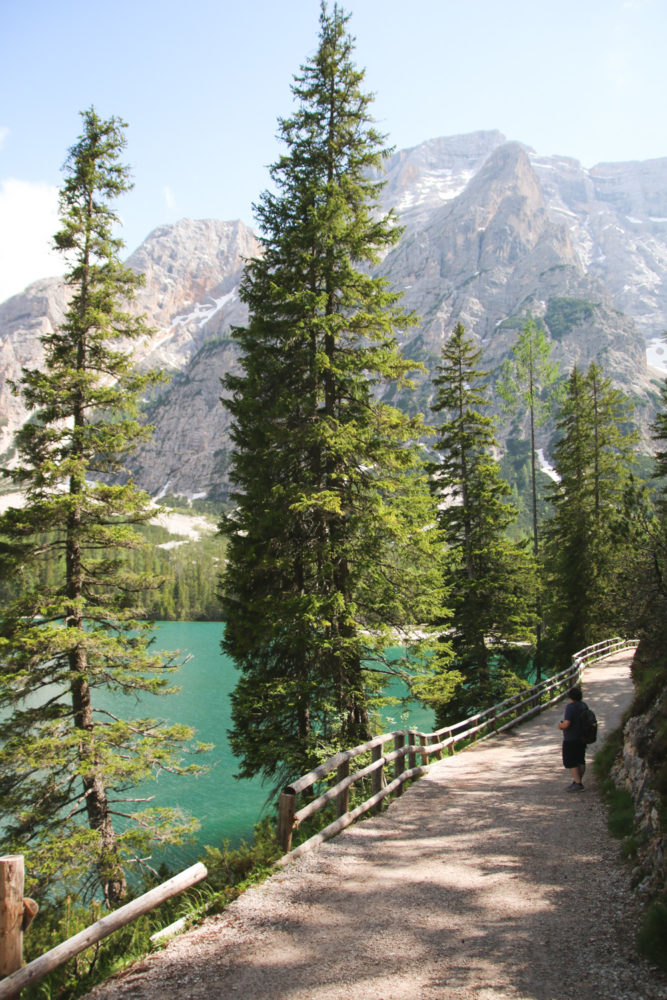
[562,740,586,769]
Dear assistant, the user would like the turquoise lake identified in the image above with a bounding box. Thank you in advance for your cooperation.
[117,622,434,869]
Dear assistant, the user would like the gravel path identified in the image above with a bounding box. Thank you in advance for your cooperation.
[86,651,667,1000]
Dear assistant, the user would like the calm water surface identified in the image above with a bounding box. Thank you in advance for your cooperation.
[115,622,433,868]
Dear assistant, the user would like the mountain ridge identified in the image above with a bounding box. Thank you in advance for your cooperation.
[1,131,665,499]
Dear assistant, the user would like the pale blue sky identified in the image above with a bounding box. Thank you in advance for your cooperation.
[1,0,665,302]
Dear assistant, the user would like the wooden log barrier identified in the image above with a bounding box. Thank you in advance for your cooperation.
[393,733,405,795]
[336,760,350,819]
[0,863,207,1000]
[277,789,297,853]
[371,744,384,814]
[408,731,417,770]
[0,856,25,990]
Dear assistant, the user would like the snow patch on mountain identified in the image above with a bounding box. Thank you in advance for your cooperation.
[171,289,237,331]
[394,169,474,213]
[647,338,667,375]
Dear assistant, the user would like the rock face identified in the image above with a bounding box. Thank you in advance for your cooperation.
[1,132,665,499]
[124,218,255,372]
[376,138,656,430]
[0,277,69,456]
[612,670,666,900]
[0,218,256,465]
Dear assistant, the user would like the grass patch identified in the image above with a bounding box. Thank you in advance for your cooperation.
[637,892,667,971]
[593,728,638,854]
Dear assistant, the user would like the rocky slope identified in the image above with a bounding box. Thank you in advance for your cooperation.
[1,132,665,499]
[0,219,256,460]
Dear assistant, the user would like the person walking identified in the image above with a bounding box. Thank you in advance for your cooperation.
[558,686,587,791]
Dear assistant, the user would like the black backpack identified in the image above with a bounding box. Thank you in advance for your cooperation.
[578,702,598,744]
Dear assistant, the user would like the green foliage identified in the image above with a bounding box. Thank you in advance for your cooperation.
[496,316,560,551]
[0,109,205,904]
[496,317,561,679]
[499,437,553,542]
[20,819,281,1000]
[544,297,596,340]
[542,362,640,664]
[0,521,226,622]
[593,730,639,868]
[594,722,667,972]
[426,322,536,723]
[201,818,281,895]
[220,4,444,789]
[637,893,667,970]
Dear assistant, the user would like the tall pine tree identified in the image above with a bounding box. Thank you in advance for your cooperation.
[497,317,560,678]
[220,3,443,785]
[428,323,536,722]
[0,110,203,904]
[543,362,638,662]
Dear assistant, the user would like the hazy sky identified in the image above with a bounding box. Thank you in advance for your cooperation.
[1,0,665,303]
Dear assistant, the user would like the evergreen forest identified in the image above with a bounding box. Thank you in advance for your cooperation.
[0,4,666,995]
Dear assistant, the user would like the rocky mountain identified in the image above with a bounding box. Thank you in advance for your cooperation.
[1,132,665,500]
[0,219,256,459]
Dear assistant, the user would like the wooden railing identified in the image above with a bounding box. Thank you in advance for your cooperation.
[0,858,207,1000]
[0,636,638,995]
[276,636,638,862]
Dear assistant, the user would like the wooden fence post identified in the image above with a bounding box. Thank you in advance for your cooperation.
[336,760,350,818]
[0,864,206,1000]
[408,731,417,770]
[371,744,383,813]
[394,733,405,795]
[0,855,25,992]
[277,789,297,854]
[419,734,428,767]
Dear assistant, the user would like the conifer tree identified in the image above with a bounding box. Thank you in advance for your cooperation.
[220,3,443,785]
[428,323,536,722]
[497,318,560,678]
[616,346,667,646]
[0,109,202,904]
[543,362,638,661]
[497,318,560,554]
[653,340,667,496]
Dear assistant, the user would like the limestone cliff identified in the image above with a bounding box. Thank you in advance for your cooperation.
[1,132,665,499]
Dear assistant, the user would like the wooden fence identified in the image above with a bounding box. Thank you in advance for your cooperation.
[276,636,638,862]
[0,635,637,996]
[0,859,207,1000]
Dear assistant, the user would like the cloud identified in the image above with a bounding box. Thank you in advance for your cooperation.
[163,184,176,210]
[0,178,65,303]
[0,127,9,150]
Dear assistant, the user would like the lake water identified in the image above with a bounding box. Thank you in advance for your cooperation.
[117,622,434,868]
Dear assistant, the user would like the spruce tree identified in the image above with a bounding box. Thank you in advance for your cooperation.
[428,323,536,722]
[0,109,202,904]
[543,362,638,662]
[653,342,667,495]
[220,3,443,785]
[497,318,560,555]
[613,349,667,647]
[497,317,560,678]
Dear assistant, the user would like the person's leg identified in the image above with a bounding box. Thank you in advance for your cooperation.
[563,743,585,788]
